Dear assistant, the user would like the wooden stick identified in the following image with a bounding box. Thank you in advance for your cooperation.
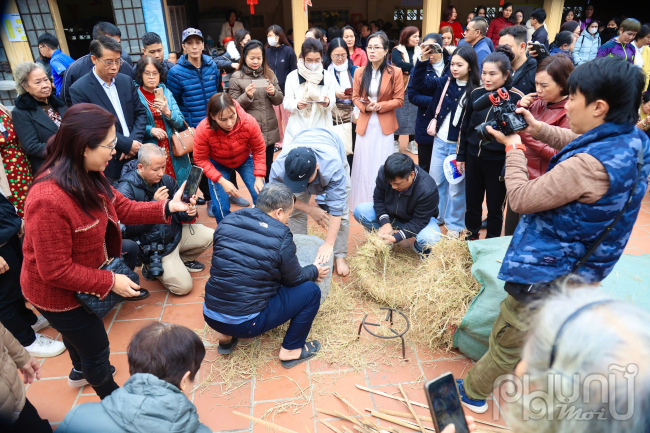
[319,420,343,433]
[317,408,367,431]
[398,384,426,433]
[232,411,300,433]
[355,385,429,409]
[367,411,435,432]
[333,392,365,417]
[378,409,433,423]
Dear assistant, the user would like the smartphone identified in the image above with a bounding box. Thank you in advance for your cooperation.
[154,87,165,102]
[528,42,549,57]
[252,78,270,88]
[424,373,470,433]
[307,100,327,103]
[182,166,204,204]
[422,42,443,54]
[344,88,353,96]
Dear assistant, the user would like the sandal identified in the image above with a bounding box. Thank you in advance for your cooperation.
[280,340,321,369]
[218,337,239,355]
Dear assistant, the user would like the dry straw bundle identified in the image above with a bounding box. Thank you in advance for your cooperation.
[349,233,481,350]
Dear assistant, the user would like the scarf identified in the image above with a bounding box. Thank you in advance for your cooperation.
[432,58,445,76]
[327,63,352,103]
[395,44,422,65]
[297,58,325,117]
[243,64,264,77]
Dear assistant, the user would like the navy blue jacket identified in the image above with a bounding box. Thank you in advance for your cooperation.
[266,45,297,94]
[408,52,450,146]
[410,59,467,144]
[205,208,319,316]
[166,54,220,128]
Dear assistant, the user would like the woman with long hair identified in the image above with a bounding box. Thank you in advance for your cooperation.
[341,25,367,67]
[504,54,574,236]
[549,31,576,61]
[349,32,404,210]
[21,104,194,399]
[475,5,488,23]
[560,20,581,40]
[457,46,524,240]
[266,25,296,151]
[234,29,251,58]
[487,3,514,46]
[305,28,327,50]
[229,40,284,181]
[579,4,595,31]
[283,38,336,145]
[411,45,480,238]
[439,5,464,45]
[325,37,359,169]
[440,26,456,55]
[562,8,575,24]
[392,26,420,154]
[513,10,524,26]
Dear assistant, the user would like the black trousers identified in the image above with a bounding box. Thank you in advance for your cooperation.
[0,398,52,433]
[504,201,520,237]
[347,122,357,172]
[417,140,434,174]
[121,239,139,270]
[465,152,507,240]
[0,237,37,346]
[36,306,118,399]
[265,144,275,182]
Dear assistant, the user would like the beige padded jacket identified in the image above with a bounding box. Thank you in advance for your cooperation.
[0,322,30,423]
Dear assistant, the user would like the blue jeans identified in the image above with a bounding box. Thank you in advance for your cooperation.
[430,136,466,232]
[353,202,442,252]
[203,281,321,350]
[208,156,259,223]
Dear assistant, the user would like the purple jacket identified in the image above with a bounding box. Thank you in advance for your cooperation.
[597,38,636,63]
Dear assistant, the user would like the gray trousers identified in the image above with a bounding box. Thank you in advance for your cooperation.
[288,165,351,259]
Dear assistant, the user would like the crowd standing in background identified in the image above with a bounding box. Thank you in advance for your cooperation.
[1,5,650,432]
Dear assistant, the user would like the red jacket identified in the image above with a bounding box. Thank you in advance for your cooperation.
[486,17,514,47]
[349,46,368,67]
[518,97,570,179]
[193,102,267,182]
[21,180,170,312]
[439,21,464,45]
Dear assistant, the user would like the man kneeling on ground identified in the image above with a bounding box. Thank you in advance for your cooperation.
[203,183,329,368]
[354,153,442,254]
[116,143,214,295]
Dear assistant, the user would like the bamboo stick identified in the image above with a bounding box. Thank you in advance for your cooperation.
[355,385,429,409]
[319,420,343,433]
[376,409,511,431]
[232,411,300,433]
[398,384,426,433]
[368,410,435,432]
[333,391,365,417]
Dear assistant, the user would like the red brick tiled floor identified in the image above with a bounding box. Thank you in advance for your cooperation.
[27,140,649,432]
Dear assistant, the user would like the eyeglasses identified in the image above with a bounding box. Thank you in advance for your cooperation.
[332,54,347,60]
[367,46,384,51]
[143,71,160,77]
[98,137,118,151]
[97,58,125,67]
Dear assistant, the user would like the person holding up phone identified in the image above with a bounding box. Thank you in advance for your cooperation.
[134,56,192,184]
[229,40,284,181]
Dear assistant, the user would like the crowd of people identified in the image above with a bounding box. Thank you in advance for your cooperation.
[1,6,650,433]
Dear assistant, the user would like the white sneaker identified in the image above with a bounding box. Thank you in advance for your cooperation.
[25,334,66,358]
[394,140,400,153]
[31,315,50,332]
[407,141,419,155]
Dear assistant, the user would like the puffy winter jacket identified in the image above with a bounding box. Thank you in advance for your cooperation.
[166,54,221,127]
[517,97,569,179]
[597,38,636,64]
[473,37,494,73]
[57,373,210,433]
[486,17,514,47]
[573,30,601,65]
[266,45,297,93]
[115,160,193,257]
[204,207,319,316]
[0,322,30,424]
[193,101,267,182]
[228,68,284,146]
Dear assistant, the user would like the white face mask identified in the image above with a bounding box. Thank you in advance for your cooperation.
[588,27,598,35]
[268,37,278,47]
[306,62,320,71]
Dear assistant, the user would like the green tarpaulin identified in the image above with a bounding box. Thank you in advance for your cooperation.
[453,236,650,361]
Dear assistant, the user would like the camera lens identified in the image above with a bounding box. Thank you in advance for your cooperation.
[476,121,496,142]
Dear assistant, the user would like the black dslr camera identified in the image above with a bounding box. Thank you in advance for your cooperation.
[139,242,165,277]
[475,87,527,142]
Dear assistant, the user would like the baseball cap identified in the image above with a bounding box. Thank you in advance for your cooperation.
[284,147,317,193]
[182,28,204,43]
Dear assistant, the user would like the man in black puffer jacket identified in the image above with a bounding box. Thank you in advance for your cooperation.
[203,182,330,369]
[115,144,214,295]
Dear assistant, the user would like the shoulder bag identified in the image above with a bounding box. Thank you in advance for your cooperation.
[171,119,195,157]
[332,108,353,155]
[426,78,451,136]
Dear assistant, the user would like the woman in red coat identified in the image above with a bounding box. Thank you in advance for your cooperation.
[193,93,267,223]
[487,3,515,47]
[439,5,464,45]
[21,104,195,399]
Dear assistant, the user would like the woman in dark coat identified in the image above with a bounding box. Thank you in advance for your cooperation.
[11,61,66,175]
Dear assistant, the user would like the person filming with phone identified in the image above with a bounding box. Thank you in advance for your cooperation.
[116,143,214,295]
[455,57,650,414]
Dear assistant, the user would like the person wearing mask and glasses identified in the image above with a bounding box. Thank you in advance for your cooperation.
[574,20,601,65]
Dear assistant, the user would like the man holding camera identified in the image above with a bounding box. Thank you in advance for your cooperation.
[456,57,650,414]
[116,144,215,296]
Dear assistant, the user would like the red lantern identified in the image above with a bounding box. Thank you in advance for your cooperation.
[247,0,258,14]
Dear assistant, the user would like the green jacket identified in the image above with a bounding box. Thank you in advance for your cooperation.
[57,373,210,433]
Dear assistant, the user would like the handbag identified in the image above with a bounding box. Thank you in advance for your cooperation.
[332,108,353,155]
[171,119,195,157]
[427,78,451,136]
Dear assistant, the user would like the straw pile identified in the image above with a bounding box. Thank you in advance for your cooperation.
[349,233,481,350]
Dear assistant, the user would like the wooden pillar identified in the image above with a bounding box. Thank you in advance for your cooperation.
[47,0,70,56]
[161,0,174,52]
[543,0,564,44]
[422,0,442,35]
[1,0,34,72]
[291,0,308,57]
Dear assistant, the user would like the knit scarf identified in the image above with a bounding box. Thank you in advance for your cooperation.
[243,64,264,77]
[297,58,325,117]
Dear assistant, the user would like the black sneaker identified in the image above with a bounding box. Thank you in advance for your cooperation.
[68,365,116,388]
[184,260,205,273]
[141,265,156,281]
[229,196,250,207]
[207,201,214,218]
[196,197,207,206]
